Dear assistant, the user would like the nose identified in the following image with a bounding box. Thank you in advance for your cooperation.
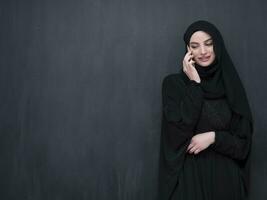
[200,45,207,55]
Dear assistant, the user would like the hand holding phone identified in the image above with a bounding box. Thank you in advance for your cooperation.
[182,46,201,83]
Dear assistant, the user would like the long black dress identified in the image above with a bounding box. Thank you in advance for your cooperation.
[159,73,252,200]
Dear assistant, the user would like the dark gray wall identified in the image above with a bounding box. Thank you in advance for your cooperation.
[0,0,266,199]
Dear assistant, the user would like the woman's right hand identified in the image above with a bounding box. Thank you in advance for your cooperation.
[182,46,201,83]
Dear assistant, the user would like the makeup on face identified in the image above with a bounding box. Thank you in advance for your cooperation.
[189,31,216,67]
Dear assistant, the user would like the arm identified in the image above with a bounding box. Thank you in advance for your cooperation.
[162,75,204,150]
[159,74,204,194]
[210,114,252,161]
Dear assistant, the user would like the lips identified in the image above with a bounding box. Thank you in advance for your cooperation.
[198,56,211,62]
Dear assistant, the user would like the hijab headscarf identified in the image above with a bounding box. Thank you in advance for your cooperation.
[181,20,253,124]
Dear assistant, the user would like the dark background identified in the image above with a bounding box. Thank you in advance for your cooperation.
[0,0,266,199]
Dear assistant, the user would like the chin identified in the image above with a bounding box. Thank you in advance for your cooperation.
[196,58,215,67]
[197,62,212,67]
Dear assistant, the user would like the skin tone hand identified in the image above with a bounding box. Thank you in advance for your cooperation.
[187,131,215,154]
[183,46,201,83]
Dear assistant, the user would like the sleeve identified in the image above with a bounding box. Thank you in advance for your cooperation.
[159,75,205,199]
[162,76,204,150]
[210,114,252,161]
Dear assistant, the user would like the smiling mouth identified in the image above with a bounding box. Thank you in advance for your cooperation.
[199,56,210,62]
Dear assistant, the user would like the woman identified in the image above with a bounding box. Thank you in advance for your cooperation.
[158,20,253,200]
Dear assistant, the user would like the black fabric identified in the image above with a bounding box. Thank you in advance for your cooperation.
[159,75,204,199]
[182,20,253,123]
[183,20,225,99]
[158,20,253,200]
[171,94,248,200]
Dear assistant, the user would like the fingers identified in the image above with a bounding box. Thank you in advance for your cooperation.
[187,45,190,52]
[187,142,201,154]
[183,46,199,83]
[187,142,196,153]
[183,56,195,72]
[183,48,194,67]
[193,149,200,154]
[187,45,192,57]
[188,146,200,154]
[186,143,193,151]
[184,51,193,62]
[189,59,195,65]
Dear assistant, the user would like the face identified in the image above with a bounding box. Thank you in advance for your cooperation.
[188,31,216,67]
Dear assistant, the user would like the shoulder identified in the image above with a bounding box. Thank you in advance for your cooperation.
[162,73,187,89]
[161,73,188,103]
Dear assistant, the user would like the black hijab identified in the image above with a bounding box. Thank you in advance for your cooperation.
[181,20,253,124]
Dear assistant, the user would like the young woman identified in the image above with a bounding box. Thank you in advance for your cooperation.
[159,20,253,200]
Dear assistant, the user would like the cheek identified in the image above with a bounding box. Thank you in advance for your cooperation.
[210,50,215,59]
[191,51,199,58]
[210,52,216,62]
[208,47,215,55]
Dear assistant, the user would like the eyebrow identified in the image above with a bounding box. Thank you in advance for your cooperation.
[190,38,213,45]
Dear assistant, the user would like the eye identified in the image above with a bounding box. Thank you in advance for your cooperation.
[190,45,198,49]
[206,41,213,46]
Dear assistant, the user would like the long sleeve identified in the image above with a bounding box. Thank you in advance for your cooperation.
[210,115,252,161]
[162,75,204,150]
[159,74,205,199]
[163,76,204,125]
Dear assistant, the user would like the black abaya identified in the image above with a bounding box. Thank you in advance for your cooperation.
[158,20,253,200]
[158,73,252,200]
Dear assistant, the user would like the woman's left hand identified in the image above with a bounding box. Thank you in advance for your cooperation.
[187,131,215,154]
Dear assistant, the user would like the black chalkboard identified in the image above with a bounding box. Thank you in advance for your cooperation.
[0,0,266,199]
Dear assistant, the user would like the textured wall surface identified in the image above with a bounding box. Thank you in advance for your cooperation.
[0,0,266,199]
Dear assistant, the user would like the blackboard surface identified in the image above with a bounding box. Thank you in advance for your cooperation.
[0,0,266,199]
